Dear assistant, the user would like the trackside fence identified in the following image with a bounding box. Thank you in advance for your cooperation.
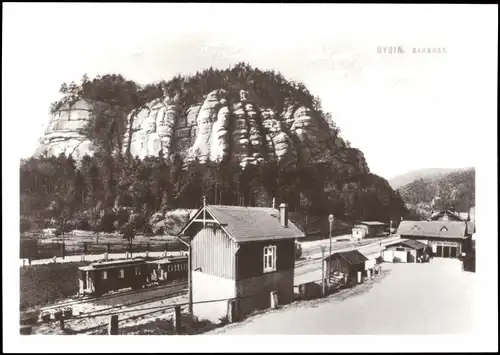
[24,265,388,335]
[20,240,185,261]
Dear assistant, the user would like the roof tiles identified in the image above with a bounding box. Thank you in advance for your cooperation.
[204,205,305,243]
[325,249,368,265]
[397,220,467,239]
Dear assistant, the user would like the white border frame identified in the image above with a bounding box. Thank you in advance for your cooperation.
[3,3,498,353]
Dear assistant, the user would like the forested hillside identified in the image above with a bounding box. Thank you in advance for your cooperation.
[397,168,475,220]
[389,168,467,190]
[21,63,407,235]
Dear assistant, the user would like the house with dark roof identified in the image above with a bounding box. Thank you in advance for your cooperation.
[323,250,368,285]
[383,239,430,263]
[397,220,473,258]
[179,201,304,323]
[428,207,476,233]
[352,221,387,240]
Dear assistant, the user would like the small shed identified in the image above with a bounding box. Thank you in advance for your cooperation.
[383,239,429,263]
[324,250,368,284]
[352,221,387,239]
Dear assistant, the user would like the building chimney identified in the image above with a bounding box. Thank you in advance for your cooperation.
[279,203,288,228]
[272,197,276,210]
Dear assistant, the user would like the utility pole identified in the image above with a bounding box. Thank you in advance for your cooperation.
[170,232,192,314]
[188,237,193,314]
[321,246,326,297]
[328,214,333,279]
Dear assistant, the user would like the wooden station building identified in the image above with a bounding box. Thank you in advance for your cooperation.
[397,220,473,258]
[179,201,304,323]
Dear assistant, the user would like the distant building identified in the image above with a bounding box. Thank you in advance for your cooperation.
[352,221,386,240]
[429,207,475,222]
[179,202,304,323]
[428,209,466,221]
[428,207,476,235]
[382,239,429,263]
[397,220,473,258]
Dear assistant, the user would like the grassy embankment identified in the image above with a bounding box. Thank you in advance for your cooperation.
[20,262,89,311]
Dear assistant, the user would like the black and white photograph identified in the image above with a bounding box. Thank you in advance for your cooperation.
[2,3,498,353]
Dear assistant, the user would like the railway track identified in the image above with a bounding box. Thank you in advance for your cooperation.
[85,299,186,334]
[33,286,188,334]
[72,289,187,319]
[32,237,402,334]
[75,292,189,334]
[38,280,188,313]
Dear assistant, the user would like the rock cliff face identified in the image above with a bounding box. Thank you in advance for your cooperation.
[33,100,95,160]
[123,95,179,160]
[34,89,369,174]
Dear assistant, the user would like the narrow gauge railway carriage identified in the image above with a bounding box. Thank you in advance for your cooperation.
[77,256,189,296]
[148,255,188,283]
[78,258,149,296]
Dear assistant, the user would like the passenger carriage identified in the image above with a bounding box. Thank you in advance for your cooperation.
[77,258,149,296]
[77,255,189,297]
[148,255,188,283]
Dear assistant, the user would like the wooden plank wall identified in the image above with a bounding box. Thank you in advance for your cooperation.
[192,226,237,279]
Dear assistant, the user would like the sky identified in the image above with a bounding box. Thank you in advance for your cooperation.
[2,4,498,179]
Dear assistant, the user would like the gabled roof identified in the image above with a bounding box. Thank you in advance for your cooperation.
[180,204,305,243]
[324,250,368,265]
[428,209,466,221]
[397,220,467,239]
[398,239,428,250]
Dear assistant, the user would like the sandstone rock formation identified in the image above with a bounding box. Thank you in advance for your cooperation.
[123,95,178,159]
[261,108,296,165]
[231,101,250,166]
[283,105,332,164]
[209,103,230,163]
[186,89,226,164]
[35,88,367,172]
[33,100,96,160]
